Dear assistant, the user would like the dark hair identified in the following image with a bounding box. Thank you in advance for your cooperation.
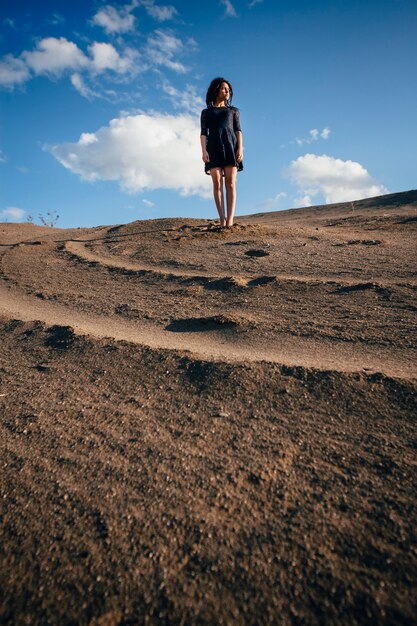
[205,77,233,107]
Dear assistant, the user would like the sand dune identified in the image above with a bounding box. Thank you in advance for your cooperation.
[1,190,416,625]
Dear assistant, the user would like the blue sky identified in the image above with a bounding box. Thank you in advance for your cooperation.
[1,0,416,227]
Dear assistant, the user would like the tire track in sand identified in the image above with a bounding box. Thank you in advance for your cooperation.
[65,240,413,290]
[1,280,415,378]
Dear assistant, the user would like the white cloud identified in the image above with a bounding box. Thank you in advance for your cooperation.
[0,150,6,163]
[146,29,187,73]
[294,195,312,207]
[89,42,138,74]
[92,4,137,34]
[220,0,237,17]
[92,0,178,31]
[295,127,330,146]
[1,25,192,94]
[1,37,140,93]
[78,132,99,146]
[162,79,204,114]
[1,16,191,93]
[1,207,26,222]
[22,37,88,75]
[90,43,122,72]
[46,112,212,198]
[3,18,16,29]
[47,12,66,26]
[287,153,389,205]
[0,54,31,87]
[255,192,287,211]
[70,73,98,99]
[142,198,155,207]
[143,1,178,21]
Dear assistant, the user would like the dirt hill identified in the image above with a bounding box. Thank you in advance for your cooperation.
[1,190,416,625]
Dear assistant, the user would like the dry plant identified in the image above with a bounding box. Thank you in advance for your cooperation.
[38,210,60,227]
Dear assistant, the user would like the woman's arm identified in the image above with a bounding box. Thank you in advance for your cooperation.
[200,109,210,163]
[233,109,243,163]
[200,135,209,163]
[236,130,243,163]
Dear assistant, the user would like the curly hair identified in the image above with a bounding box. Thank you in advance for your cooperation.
[205,77,233,107]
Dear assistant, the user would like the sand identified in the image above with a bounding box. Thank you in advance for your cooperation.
[0,190,416,625]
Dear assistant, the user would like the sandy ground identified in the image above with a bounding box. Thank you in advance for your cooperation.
[0,190,416,625]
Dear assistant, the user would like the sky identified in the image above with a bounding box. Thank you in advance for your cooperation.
[1,0,416,228]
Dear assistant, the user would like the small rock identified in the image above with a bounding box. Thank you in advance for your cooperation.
[245,249,270,257]
[34,364,50,372]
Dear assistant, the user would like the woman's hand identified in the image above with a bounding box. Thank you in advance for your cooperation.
[236,150,243,163]
[202,150,210,163]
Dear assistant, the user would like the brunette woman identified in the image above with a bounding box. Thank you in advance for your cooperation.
[200,77,243,227]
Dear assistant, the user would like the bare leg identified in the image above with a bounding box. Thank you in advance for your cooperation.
[224,166,237,227]
[210,168,226,226]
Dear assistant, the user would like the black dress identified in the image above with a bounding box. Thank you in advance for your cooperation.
[200,105,243,175]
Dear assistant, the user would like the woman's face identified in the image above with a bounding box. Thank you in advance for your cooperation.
[217,82,230,103]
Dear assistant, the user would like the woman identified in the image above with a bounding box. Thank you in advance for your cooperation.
[200,78,243,227]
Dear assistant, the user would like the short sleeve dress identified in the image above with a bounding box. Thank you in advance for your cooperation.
[200,105,243,175]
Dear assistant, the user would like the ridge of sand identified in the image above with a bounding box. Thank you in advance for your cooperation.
[65,239,416,289]
[0,280,415,378]
[1,200,416,378]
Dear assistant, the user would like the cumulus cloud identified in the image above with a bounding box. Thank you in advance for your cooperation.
[22,37,88,75]
[92,4,137,34]
[146,29,187,73]
[295,127,330,146]
[1,21,190,91]
[78,132,99,146]
[1,207,26,222]
[46,112,212,198]
[92,1,177,31]
[287,153,389,205]
[0,54,31,87]
[220,0,237,17]
[89,42,138,74]
[1,36,141,93]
